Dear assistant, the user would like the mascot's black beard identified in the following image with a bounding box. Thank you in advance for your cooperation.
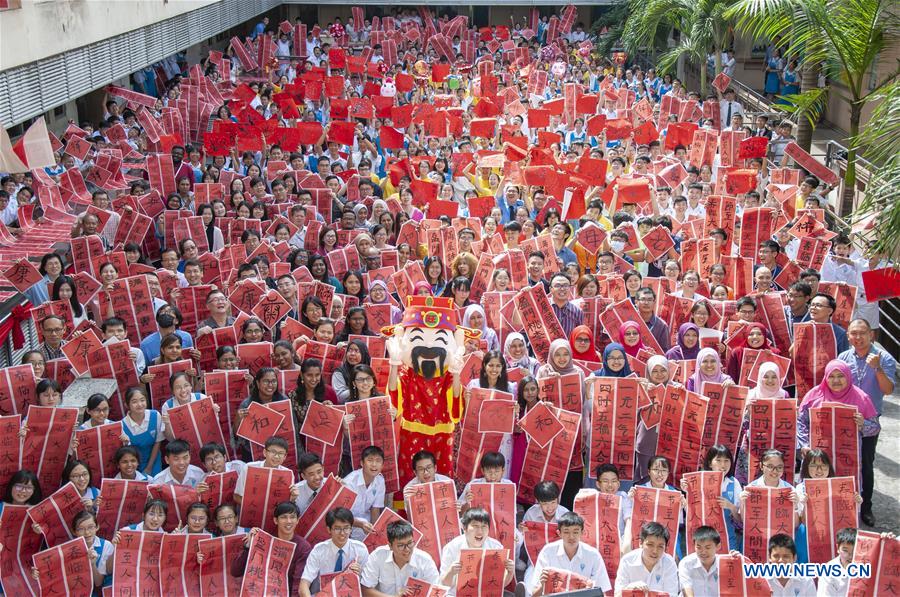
[411,346,447,380]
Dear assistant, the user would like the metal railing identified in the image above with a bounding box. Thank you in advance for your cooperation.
[824,140,877,216]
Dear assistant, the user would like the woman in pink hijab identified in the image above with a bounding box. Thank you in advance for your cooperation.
[618,321,646,357]
[797,359,880,448]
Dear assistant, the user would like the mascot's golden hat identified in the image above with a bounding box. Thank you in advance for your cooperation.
[400,295,459,330]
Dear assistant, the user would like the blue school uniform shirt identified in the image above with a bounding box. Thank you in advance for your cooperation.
[123,410,163,476]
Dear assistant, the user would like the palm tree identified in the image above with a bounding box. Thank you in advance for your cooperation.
[725,0,899,204]
[621,0,738,95]
[851,79,900,257]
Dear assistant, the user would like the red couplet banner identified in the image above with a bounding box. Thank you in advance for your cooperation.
[847,531,900,596]
[699,382,748,460]
[204,370,249,460]
[742,486,794,563]
[810,403,860,481]
[27,482,84,548]
[513,284,565,363]
[518,408,581,504]
[748,399,797,484]
[588,377,640,480]
[718,553,772,596]
[0,415,22,497]
[655,386,709,482]
[406,480,462,569]
[455,388,513,486]
[344,396,400,493]
[21,405,79,494]
[297,474,358,545]
[239,530,296,597]
[521,521,558,566]
[197,534,245,597]
[469,483,517,555]
[793,322,837,400]
[0,504,42,596]
[239,466,294,534]
[112,530,164,596]
[31,536,93,597]
[542,567,593,594]
[574,490,621,584]
[456,548,508,597]
[363,508,424,554]
[167,398,226,467]
[75,421,125,480]
[682,471,728,553]
[805,476,858,564]
[96,479,150,540]
[630,486,681,558]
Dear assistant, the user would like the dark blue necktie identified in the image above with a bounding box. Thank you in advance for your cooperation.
[334,548,344,572]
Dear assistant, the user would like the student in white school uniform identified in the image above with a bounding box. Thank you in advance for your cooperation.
[299,507,370,597]
[678,526,725,597]
[817,527,858,597]
[150,440,205,488]
[522,481,569,524]
[457,451,516,512]
[343,445,386,541]
[112,445,151,481]
[400,450,453,508]
[614,522,679,596]
[235,437,297,506]
[439,508,516,596]
[294,452,327,516]
[766,534,816,597]
[360,520,440,596]
[528,512,612,596]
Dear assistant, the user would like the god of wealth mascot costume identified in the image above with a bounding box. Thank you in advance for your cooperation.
[383,295,481,487]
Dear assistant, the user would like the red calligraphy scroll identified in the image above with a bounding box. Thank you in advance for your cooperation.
[469,483,517,555]
[199,471,237,517]
[521,521,558,566]
[344,396,400,493]
[518,408,580,504]
[699,382,748,459]
[809,403,860,481]
[793,322,837,402]
[847,531,900,596]
[146,359,193,409]
[783,142,839,186]
[31,536,93,597]
[198,534,245,597]
[363,507,423,553]
[406,480,461,568]
[0,415,22,496]
[518,401,564,448]
[22,405,78,494]
[588,377,639,480]
[0,365,37,416]
[739,208,777,259]
[159,533,209,595]
[455,389,512,486]
[718,553,772,596]
[682,471,728,553]
[236,401,286,446]
[574,490,621,583]
[318,569,363,596]
[112,530,163,596]
[148,483,198,531]
[238,530,296,597]
[0,504,41,596]
[542,567,593,594]
[630,486,681,557]
[75,421,124,480]
[299,399,344,446]
[656,386,709,482]
[297,474,357,545]
[456,548,508,597]
[805,476,858,564]
[817,282,857,330]
[513,285,565,363]
[27,482,83,548]
[96,478,149,540]
[248,399,299,470]
[167,398,226,467]
[742,486,794,563]
[204,370,248,459]
[238,466,294,534]
[748,399,797,484]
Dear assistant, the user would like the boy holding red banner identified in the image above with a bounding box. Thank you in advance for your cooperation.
[528,511,611,596]
[676,526,725,597]
[766,534,816,596]
[298,507,369,597]
[613,521,679,595]
[439,508,515,595]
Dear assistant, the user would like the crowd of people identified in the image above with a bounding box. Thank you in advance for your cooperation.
[0,4,896,596]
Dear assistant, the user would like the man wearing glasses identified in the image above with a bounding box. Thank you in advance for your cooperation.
[39,315,67,361]
[299,507,370,597]
[549,273,583,337]
[635,287,671,353]
[360,520,439,596]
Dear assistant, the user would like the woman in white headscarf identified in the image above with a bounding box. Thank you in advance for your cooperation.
[503,332,539,376]
[462,304,500,352]
[736,361,789,484]
[634,355,670,483]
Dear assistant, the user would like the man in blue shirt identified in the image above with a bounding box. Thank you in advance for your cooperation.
[496,185,524,225]
[252,17,269,40]
[140,307,194,364]
[838,318,896,527]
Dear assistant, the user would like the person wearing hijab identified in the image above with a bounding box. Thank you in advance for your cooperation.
[798,360,879,447]
[665,323,701,361]
[462,304,500,352]
[569,325,601,365]
[536,338,585,509]
[592,343,633,378]
[503,332,539,376]
[735,362,789,485]
[634,355,669,482]
[364,279,402,324]
[618,321,646,358]
[725,322,779,382]
[687,347,733,392]
[413,281,433,296]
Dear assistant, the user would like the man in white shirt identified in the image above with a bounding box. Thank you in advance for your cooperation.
[402,450,452,502]
[530,512,612,596]
[294,452,327,516]
[439,508,515,596]
[457,451,516,511]
[614,522,679,596]
[197,441,246,494]
[150,440,205,488]
[678,526,722,596]
[522,481,569,524]
[343,446,386,540]
[361,520,440,596]
[719,88,744,126]
[766,534,817,596]
[299,507,370,597]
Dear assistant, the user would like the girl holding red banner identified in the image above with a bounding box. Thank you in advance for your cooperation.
[699,445,743,551]
[686,348,733,392]
[121,387,164,476]
[503,332,540,376]
[569,325,602,365]
[724,322,780,382]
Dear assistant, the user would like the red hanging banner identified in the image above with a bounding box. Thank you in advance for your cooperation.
[198,534,245,597]
[588,377,640,480]
[793,322,837,401]
[630,486,681,558]
[239,530,296,597]
[656,386,709,482]
[456,548,508,597]
[406,480,462,569]
[699,382,748,460]
[742,486,794,563]
[809,403,860,481]
[96,479,150,540]
[344,396,400,493]
[805,476,858,564]
[682,471,728,553]
[297,474,358,545]
[238,466,294,534]
[31,536,93,597]
[574,490,622,584]
[21,405,78,494]
[748,399,797,484]
[517,408,580,504]
[112,530,164,596]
